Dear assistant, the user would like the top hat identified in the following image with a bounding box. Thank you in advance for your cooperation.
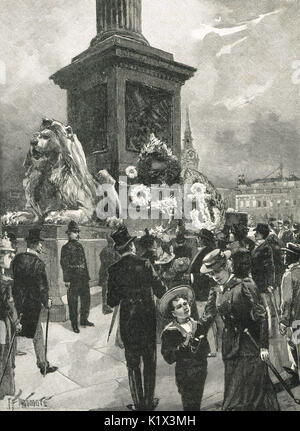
[110,225,136,251]
[66,220,80,233]
[25,228,45,243]
[281,242,300,256]
[158,285,194,318]
[200,249,231,274]
[197,228,215,243]
[0,237,15,253]
[254,223,270,238]
[139,229,157,251]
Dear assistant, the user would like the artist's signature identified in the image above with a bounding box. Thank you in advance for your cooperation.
[7,390,52,410]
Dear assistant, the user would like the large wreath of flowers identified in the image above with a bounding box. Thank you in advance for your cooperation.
[137,134,181,186]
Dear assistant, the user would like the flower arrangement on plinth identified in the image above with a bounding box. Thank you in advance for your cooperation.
[137,134,181,186]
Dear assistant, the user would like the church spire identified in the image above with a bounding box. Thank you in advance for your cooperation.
[183,107,193,149]
[182,106,199,170]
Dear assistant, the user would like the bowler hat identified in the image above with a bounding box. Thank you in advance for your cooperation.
[110,225,136,251]
[254,223,270,238]
[281,242,300,256]
[197,228,215,243]
[200,249,231,274]
[66,220,80,234]
[158,285,194,318]
[25,228,44,243]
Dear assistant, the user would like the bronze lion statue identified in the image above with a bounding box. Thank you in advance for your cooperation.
[4,118,119,225]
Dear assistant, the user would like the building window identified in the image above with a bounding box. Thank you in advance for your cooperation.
[253,201,257,208]
[263,201,267,207]
[277,200,281,207]
[285,201,289,207]
[240,201,244,208]
[257,201,261,208]
[269,201,273,207]
[246,200,250,208]
[293,200,297,206]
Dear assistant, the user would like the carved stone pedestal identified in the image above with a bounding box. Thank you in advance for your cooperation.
[50,0,196,180]
[7,225,110,322]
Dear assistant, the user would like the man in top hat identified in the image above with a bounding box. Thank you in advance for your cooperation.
[173,231,192,260]
[107,225,166,411]
[279,243,300,382]
[60,221,93,333]
[292,223,300,245]
[279,220,294,247]
[251,223,275,334]
[138,229,158,265]
[189,229,221,353]
[12,228,58,375]
[160,285,216,411]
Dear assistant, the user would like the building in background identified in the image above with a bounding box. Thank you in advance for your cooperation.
[181,107,199,171]
[235,167,300,223]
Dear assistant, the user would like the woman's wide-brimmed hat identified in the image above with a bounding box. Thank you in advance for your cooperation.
[25,228,45,243]
[158,285,195,318]
[0,237,15,253]
[110,225,136,252]
[200,249,231,274]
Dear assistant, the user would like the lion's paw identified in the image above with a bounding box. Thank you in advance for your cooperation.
[1,211,37,225]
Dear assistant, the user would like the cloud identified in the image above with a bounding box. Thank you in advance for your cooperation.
[214,78,274,110]
[216,36,248,57]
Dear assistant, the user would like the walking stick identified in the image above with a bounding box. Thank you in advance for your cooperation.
[0,314,22,388]
[43,308,50,377]
[244,328,300,405]
[107,305,119,342]
[268,287,280,325]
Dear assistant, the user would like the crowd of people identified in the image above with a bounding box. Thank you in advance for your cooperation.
[0,216,299,412]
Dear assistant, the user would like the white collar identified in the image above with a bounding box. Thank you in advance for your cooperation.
[26,248,39,257]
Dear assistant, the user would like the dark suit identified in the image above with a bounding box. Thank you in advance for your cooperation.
[251,241,275,294]
[107,252,166,410]
[12,252,49,370]
[12,252,49,338]
[60,240,90,327]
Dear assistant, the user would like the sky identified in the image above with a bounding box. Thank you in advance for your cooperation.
[1,0,300,190]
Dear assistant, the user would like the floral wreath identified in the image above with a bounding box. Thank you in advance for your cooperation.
[136,134,181,186]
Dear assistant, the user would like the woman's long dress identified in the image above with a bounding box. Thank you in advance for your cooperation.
[213,276,280,411]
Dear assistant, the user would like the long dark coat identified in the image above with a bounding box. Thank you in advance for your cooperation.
[12,252,49,338]
[251,240,275,293]
[107,253,166,347]
[209,276,280,411]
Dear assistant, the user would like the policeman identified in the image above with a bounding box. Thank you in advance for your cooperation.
[60,221,94,333]
[279,242,300,382]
